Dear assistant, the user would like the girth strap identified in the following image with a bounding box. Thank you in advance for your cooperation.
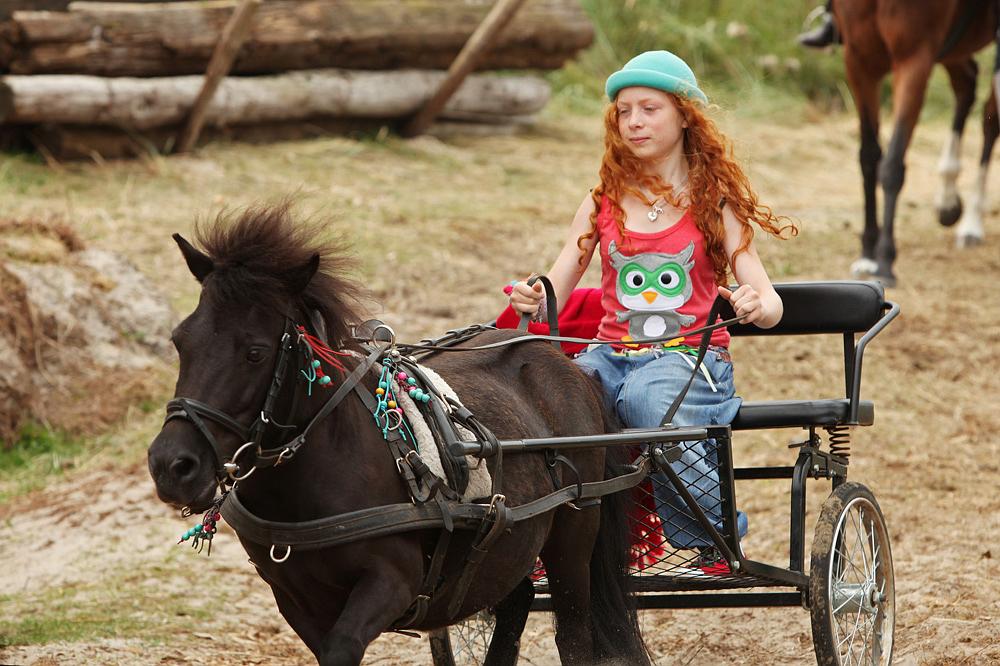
[446,494,512,620]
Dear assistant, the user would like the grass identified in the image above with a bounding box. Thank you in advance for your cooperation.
[0,424,85,503]
[0,564,215,647]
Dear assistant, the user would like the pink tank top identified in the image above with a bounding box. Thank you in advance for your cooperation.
[595,196,730,348]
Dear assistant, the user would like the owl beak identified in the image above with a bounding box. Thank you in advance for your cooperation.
[642,290,657,304]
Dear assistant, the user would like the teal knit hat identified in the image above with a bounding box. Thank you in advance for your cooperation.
[605,50,708,105]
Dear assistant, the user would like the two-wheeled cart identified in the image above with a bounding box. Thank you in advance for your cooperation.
[432,280,898,666]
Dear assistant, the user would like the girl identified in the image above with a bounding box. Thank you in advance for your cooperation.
[509,50,796,575]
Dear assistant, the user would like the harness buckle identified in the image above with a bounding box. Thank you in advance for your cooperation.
[487,493,506,515]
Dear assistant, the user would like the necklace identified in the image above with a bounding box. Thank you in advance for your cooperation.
[646,180,688,222]
[647,200,664,222]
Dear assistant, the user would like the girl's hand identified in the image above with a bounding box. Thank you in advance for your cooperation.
[508,278,544,316]
[718,284,763,324]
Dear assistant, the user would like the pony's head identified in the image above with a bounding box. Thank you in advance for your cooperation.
[147,202,363,511]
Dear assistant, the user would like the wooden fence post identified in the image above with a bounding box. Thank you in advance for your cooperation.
[175,0,260,153]
[400,0,527,138]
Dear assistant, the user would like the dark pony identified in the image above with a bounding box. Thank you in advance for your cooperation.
[147,202,649,666]
[837,0,998,285]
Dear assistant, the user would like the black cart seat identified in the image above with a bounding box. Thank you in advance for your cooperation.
[721,281,895,430]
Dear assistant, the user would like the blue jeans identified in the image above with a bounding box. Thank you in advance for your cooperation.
[574,344,748,549]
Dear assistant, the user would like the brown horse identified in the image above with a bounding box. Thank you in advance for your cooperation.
[836,0,999,285]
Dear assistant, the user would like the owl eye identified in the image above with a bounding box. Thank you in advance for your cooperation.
[658,269,681,291]
[625,270,647,290]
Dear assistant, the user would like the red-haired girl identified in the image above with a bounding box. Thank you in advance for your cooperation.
[509,50,796,574]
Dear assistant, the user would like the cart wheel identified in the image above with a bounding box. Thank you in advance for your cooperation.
[809,482,895,665]
[428,609,496,666]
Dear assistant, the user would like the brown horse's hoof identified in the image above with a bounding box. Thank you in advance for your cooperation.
[872,272,897,289]
[956,233,984,248]
[850,257,878,279]
[938,201,963,227]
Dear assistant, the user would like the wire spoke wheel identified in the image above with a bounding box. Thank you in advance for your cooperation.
[810,482,895,665]
[428,609,496,666]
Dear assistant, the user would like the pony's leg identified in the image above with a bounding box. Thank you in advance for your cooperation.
[317,569,419,666]
[482,577,535,666]
[956,82,999,247]
[875,55,936,286]
[843,45,885,278]
[539,503,602,664]
[937,59,979,228]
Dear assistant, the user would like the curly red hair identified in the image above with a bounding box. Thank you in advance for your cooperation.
[578,95,796,285]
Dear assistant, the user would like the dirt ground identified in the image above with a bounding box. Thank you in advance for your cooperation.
[1,103,998,665]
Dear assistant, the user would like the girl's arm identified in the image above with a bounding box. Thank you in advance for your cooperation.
[509,194,599,317]
[718,204,783,329]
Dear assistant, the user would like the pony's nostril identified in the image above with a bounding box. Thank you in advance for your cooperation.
[169,454,199,482]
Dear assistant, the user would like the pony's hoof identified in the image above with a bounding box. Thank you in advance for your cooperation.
[850,257,878,277]
[956,233,984,248]
[937,202,963,227]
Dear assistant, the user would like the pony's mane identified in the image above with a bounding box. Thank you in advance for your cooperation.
[194,201,366,348]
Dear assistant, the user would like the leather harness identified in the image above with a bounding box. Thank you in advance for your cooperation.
[163,292,734,629]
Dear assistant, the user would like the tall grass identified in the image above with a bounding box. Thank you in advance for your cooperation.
[551,0,995,120]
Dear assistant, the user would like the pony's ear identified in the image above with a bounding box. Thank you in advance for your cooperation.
[286,253,320,294]
[173,233,214,283]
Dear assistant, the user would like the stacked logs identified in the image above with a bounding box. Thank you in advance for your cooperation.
[0,0,594,157]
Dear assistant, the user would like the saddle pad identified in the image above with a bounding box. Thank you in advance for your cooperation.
[393,365,493,502]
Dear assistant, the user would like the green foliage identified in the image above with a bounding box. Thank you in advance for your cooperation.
[552,0,846,108]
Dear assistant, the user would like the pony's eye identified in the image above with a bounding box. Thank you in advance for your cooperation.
[246,348,266,364]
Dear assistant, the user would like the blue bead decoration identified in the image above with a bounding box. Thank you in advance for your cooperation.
[319,376,332,385]
[420,393,431,403]
[312,359,321,368]
[194,524,203,532]
[379,381,388,389]
[407,377,417,386]
[408,388,418,398]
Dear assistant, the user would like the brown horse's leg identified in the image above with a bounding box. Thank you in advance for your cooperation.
[843,48,886,277]
[937,59,980,227]
[539,502,602,664]
[956,80,999,247]
[875,54,936,285]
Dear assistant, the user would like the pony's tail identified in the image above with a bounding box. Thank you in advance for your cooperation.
[589,422,651,663]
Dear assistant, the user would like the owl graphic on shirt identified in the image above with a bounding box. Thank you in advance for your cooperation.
[609,239,697,341]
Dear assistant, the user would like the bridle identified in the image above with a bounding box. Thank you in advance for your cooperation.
[163,313,388,493]
[164,317,305,491]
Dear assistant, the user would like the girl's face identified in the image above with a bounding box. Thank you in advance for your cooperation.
[615,87,686,164]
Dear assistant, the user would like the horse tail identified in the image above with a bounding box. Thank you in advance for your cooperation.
[588,407,651,664]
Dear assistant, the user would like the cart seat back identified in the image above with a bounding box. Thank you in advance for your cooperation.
[721,281,895,429]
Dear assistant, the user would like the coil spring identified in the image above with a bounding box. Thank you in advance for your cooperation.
[825,424,851,460]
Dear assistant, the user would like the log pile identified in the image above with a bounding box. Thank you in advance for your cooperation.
[0,0,594,157]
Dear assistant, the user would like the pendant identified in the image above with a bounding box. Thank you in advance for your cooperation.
[647,204,662,222]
